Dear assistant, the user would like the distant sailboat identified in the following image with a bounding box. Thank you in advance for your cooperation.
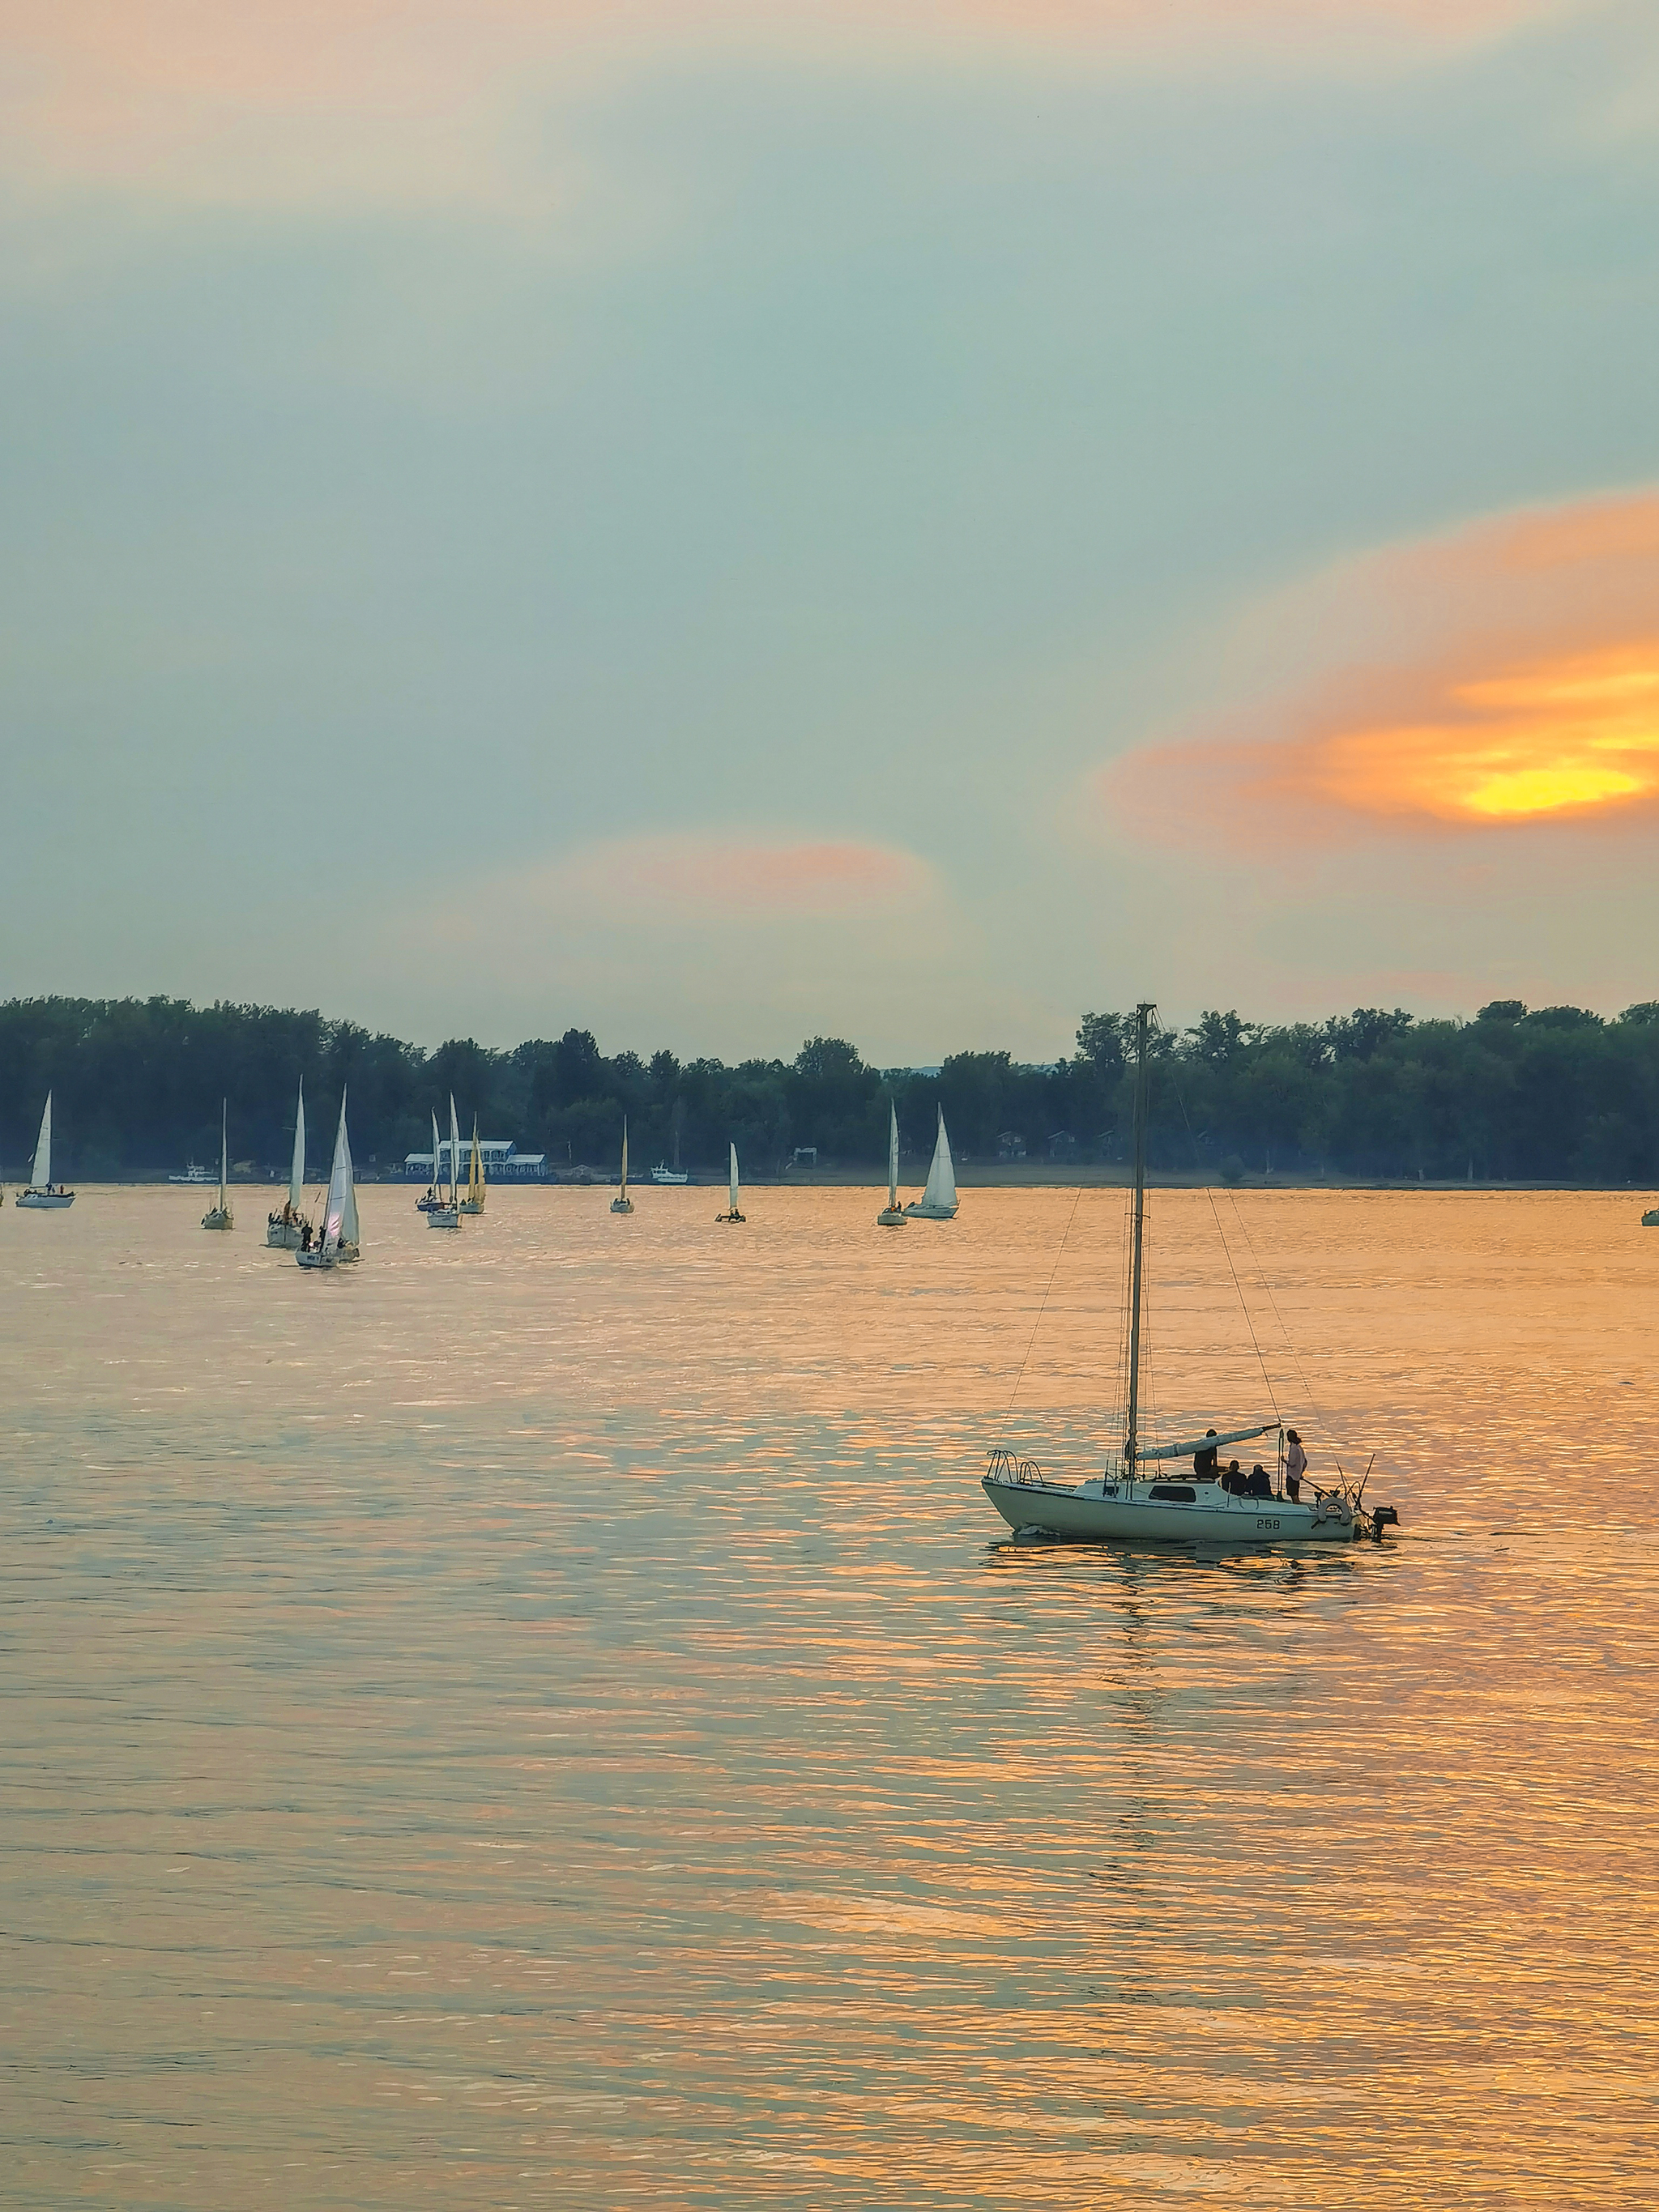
[267,1078,309,1247]
[716,1141,745,1223]
[877,1101,907,1226]
[201,1099,234,1230]
[15,1092,75,1208]
[458,1115,486,1215]
[904,1106,959,1220]
[425,1107,459,1228]
[612,1117,633,1213]
[296,1090,361,1268]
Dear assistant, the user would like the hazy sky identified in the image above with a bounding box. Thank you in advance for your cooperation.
[5,0,1659,1061]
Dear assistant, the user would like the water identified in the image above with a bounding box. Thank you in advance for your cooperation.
[2,1186,1656,2208]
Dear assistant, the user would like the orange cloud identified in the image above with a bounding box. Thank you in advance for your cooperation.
[2,0,1573,208]
[558,832,935,919]
[1106,490,1659,842]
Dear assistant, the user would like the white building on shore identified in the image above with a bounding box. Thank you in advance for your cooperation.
[404,1139,548,1182]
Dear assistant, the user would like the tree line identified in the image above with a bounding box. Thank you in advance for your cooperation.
[2,993,1657,1183]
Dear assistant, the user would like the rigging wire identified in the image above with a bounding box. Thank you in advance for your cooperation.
[1218,1187,1350,1477]
[1164,1039,1282,1433]
[996,1185,1084,1453]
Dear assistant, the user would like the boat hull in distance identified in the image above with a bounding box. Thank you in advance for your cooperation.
[201,1208,233,1231]
[903,1200,957,1219]
[266,1218,305,1248]
[426,1207,461,1230]
[16,1190,75,1209]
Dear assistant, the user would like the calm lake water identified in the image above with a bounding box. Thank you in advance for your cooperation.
[2,1185,1656,2209]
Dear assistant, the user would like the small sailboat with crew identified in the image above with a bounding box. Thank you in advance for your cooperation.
[267,1078,309,1247]
[15,1093,75,1208]
[296,1091,361,1268]
[877,1102,906,1226]
[981,1003,1399,1550]
[458,1115,486,1215]
[612,1118,634,1213]
[422,1106,460,1228]
[715,1142,744,1223]
[904,1106,958,1219]
[201,1101,234,1230]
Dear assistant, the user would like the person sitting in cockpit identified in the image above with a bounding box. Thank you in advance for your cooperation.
[1221,1460,1244,1494]
[1246,1463,1273,1498]
[1192,1429,1219,1481]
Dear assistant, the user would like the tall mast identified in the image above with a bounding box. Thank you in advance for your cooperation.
[1124,1002,1154,1473]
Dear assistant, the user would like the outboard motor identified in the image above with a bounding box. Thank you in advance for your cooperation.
[1369,1504,1399,1543]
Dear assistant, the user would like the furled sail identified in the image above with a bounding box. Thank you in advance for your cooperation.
[1138,1421,1277,1462]
[288,1078,305,1213]
[31,1093,52,1189]
[920,1108,957,1212]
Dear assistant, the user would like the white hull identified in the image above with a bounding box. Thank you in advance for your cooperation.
[876,1206,906,1226]
[903,1200,957,1219]
[611,1197,633,1213]
[983,1474,1355,1548]
[201,1208,233,1231]
[266,1219,304,1248]
[427,1207,460,1229]
[652,1168,688,1184]
[458,1200,484,1215]
[16,1191,75,1209]
[296,1241,359,1270]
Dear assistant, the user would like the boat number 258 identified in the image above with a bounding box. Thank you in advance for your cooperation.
[1256,1517,1281,1532]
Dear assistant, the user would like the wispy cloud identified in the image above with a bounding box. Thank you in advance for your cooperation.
[1102,490,1659,842]
[3,0,1577,210]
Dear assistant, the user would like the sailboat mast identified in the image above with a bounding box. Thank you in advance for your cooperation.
[220,1099,228,1210]
[1124,1002,1154,1473]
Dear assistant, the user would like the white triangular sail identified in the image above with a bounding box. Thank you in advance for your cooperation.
[621,1118,629,1197]
[887,1102,899,1209]
[31,1093,52,1189]
[288,1079,305,1212]
[450,1095,461,1205]
[431,1109,442,1190]
[218,1100,228,1211]
[467,1116,484,1206]
[341,1111,360,1250]
[919,1107,957,1212]
[322,1092,352,1255]
[729,1142,740,1213]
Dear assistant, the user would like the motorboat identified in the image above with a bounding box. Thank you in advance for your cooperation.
[981,1003,1399,1551]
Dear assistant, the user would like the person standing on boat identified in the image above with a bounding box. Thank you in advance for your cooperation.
[1284,1430,1307,1502]
[1193,1430,1219,1481]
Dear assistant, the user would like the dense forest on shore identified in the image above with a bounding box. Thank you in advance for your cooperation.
[2,994,1658,1183]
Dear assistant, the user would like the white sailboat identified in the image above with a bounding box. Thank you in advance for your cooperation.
[296,1090,360,1268]
[981,1004,1398,1550]
[612,1117,633,1213]
[267,1078,309,1247]
[424,1106,459,1228]
[904,1106,958,1219]
[877,1101,906,1226]
[458,1115,486,1215]
[201,1100,234,1230]
[715,1141,744,1223]
[15,1093,75,1208]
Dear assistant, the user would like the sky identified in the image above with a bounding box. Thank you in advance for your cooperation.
[4,0,1659,1063]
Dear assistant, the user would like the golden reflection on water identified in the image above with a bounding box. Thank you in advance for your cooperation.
[2,1186,1657,2207]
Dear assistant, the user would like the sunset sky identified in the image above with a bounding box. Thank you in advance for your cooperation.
[5,0,1658,1059]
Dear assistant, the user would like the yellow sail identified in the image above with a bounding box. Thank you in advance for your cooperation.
[467,1116,484,1209]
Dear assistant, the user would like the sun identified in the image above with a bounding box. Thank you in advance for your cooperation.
[1312,647,1659,824]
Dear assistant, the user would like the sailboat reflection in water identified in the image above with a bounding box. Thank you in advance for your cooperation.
[296,1092,360,1270]
[982,1003,1400,1550]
